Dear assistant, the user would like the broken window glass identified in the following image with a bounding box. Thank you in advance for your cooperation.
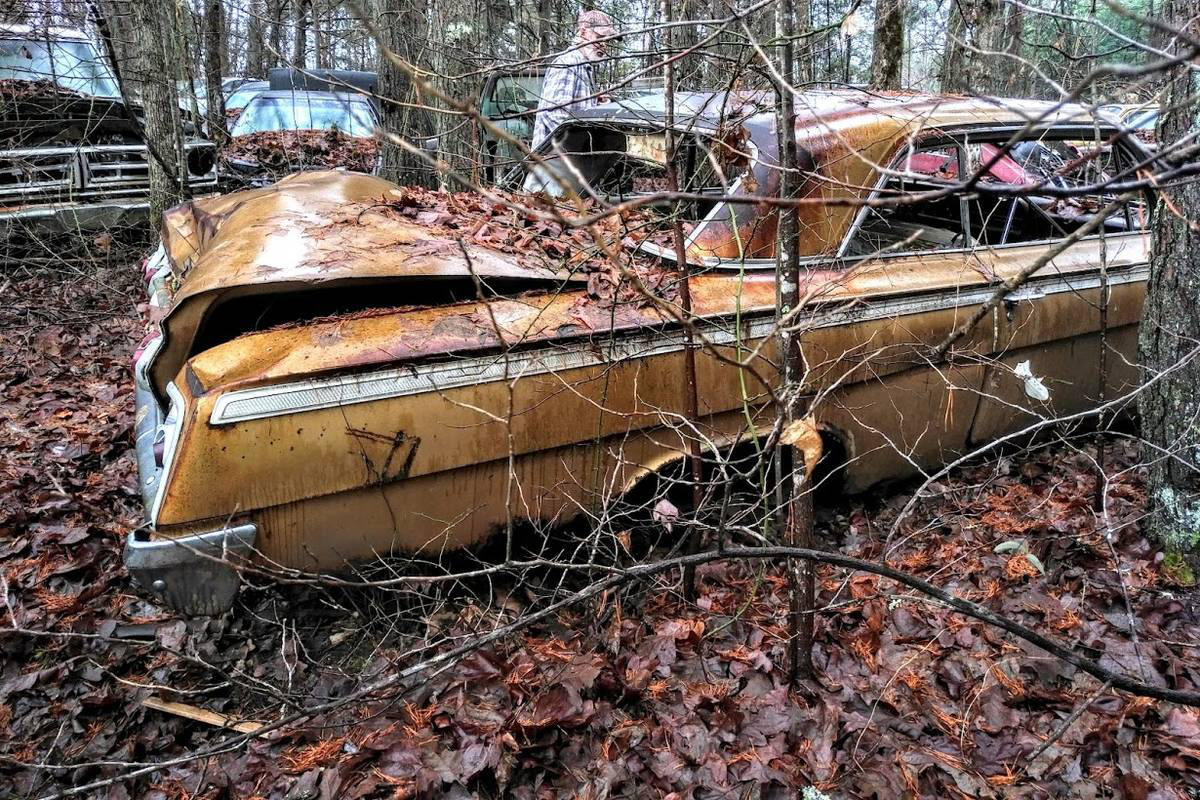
[519,125,747,223]
[965,138,1146,245]
[844,134,1147,259]
[844,144,969,256]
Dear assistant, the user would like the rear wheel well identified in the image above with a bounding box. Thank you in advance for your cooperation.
[615,426,851,520]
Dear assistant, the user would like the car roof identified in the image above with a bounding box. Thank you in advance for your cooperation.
[250,89,372,102]
[0,23,91,41]
[574,88,1097,135]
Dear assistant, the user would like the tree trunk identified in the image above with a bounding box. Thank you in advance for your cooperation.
[246,0,266,75]
[1002,2,1024,96]
[314,0,328,68]
[268,0,288,68]
[941,0,1002,95]
[377,0,433,186]
[203,0,226,146]
[1138,3,1200,565]
[941,0,968,93]
[293,0,309,68]
[97,0,138,76]
[129,0,186,224]
[534,0,554,54]
[868,0,904,90]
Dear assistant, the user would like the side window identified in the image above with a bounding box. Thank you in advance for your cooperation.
[844,143,970,257]
[523,126,747,223]
[964,138,1147,245]
[844,134,1147,259]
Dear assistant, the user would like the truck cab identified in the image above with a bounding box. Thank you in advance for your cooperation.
[0,23,218,239]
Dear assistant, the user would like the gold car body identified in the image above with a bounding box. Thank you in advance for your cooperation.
[126,90,1150,612]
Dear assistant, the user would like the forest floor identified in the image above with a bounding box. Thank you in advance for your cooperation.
[2,242,1200,800]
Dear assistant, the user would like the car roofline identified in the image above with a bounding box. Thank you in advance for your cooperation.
[0,23,92,41]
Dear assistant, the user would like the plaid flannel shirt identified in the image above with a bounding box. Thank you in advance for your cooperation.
[530,46,595,150]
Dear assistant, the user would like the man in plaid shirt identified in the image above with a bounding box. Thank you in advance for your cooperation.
[525,10,617,192]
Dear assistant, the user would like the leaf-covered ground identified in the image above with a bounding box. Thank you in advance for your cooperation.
[2,247,1199,799]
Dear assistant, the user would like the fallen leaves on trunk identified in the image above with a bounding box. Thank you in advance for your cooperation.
[373,185,681,306]
[222,128,380,178]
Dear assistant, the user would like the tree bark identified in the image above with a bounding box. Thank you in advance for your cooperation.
[314,0,329,68]
[128,0,187,225]
[868,0,904,90]
[376,0,433,186]
[203,0,226,146]
[268,0,288,68]
[534,0,555,54]
[1001,1,1024,96]
[941,0,1002,95]
[1138,3,1200,564]
[293,0,309,68]
[246,0,267,76]
[776,0,816,685]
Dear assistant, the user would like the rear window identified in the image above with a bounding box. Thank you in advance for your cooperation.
[844,132,1148,258]
[231,94,376,138]
[519,125,749,224]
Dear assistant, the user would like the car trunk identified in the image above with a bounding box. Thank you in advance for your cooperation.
[150,170,588,399]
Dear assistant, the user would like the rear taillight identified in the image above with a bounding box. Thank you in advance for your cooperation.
[132,331,161,373]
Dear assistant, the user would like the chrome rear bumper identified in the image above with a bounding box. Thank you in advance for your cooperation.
[124,524,257,615]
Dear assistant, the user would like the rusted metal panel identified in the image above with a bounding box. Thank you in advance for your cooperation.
[153,239,1145,535]
[152,171,587,397]
[140,92,1147,576]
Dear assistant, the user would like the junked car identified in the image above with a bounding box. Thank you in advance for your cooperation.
[222,79,268,125]
[220,89,380,187]
[127,89,1152,613]
[1098,102,1159,145]
[0,24,218,238]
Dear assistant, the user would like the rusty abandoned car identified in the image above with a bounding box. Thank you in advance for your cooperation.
[0,24,218,238]
[125,89,1152,613]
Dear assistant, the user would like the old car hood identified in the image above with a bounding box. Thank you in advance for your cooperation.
[0,84,142,140]
[151,170,587,395]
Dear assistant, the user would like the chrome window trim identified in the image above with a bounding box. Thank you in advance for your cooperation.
[636,139,761,265]
[207,263,1149,426]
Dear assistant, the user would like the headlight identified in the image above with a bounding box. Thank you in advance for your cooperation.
[187,147,216,176]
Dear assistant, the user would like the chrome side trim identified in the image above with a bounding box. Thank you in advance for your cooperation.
[208,263,1149,426]
[124,524,256,615]
[133,334,165,511]
[148,382,185,525]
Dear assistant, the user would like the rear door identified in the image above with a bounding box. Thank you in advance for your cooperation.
[956,131,1151,443]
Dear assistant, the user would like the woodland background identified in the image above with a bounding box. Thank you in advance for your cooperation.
[2,0,1200,798]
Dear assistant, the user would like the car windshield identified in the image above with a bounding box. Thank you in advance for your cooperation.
[225,83,266,109]
[484,75,542,117]
[1128,109,1158,129]
[231,94,376,137]
[0,36,120,97]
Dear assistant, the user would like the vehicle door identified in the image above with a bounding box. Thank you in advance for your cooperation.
[478,69,544,183]
[952,129,1151,444]
[826,127,1149,484]
[810,138,995,489]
